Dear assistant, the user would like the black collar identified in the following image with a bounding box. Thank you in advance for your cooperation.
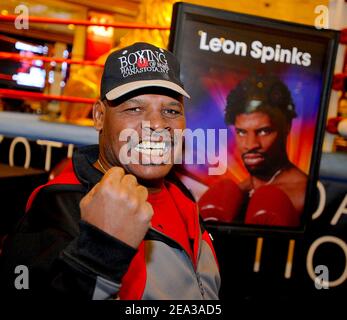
[72,144,103,191]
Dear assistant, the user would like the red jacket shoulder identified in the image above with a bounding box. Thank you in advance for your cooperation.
[25,159,81,212]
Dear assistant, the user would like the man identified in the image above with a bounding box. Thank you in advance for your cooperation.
[199,74,307,227]
[1,42,220,299]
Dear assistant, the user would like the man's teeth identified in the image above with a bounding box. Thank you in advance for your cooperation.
[134,141,169,155]
[136,141,166,149]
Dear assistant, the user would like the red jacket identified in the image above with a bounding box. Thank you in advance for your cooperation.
[1,145,220,300]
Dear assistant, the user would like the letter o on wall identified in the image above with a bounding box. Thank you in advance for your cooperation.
[311,180,326,220]
[9,137,31,169]
[306,236,347,287]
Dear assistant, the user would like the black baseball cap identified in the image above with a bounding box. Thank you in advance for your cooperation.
[100,42,190,100]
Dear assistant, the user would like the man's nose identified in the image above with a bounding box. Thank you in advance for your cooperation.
[146,110,169,131]
[245,133,261,151]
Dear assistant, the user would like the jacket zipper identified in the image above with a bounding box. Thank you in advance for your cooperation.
[147,226,206,298]
[147,227,199,272]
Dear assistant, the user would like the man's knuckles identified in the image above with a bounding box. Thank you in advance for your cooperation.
[122,193,141,211]
[102,166,125,181]
[97,177,146,201]
[138,202,154,220]
[121,174,138,187]
[80,167,150,217]
[135,185,148,202]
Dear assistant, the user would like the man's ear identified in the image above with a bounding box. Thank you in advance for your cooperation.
[93,100,106,131]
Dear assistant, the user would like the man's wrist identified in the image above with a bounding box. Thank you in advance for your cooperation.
[61,220,137,283]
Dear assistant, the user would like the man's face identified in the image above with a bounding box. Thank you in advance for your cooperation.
[97,93,186,181]
[234,111,286,177]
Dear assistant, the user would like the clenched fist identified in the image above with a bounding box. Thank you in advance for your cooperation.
[79,166,154,249]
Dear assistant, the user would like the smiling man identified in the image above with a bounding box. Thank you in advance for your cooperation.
[1,42,220,300]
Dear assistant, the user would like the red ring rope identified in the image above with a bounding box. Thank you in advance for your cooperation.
[0,15,170,30]
[0,52,104,67]
[0,88,97,104]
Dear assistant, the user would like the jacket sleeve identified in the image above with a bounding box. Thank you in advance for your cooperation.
[0,185,137,300]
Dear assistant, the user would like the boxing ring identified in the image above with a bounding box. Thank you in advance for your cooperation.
[0,14,170,145]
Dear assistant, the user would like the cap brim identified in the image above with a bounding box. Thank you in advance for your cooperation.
[105,79,190,100]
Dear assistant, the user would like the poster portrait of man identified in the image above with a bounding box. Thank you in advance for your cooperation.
[169,3,338,231]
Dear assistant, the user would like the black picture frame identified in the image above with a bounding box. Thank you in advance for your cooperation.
[169,2,339,237]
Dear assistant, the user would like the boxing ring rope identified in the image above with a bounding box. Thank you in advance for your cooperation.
[0,15,170,30]
[0,73,13,81]
[0,88,96,104]
[0,15,171,105]
[0,52,101,104]
[1,14,343,102]
[0,52,104,67]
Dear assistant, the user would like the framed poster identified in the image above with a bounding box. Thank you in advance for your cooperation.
[169,2,339,234]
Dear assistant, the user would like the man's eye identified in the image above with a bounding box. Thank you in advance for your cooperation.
[163,109,181,116]
[258,128,272,136]
[125,107,141,113]
[236,130,246,137]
